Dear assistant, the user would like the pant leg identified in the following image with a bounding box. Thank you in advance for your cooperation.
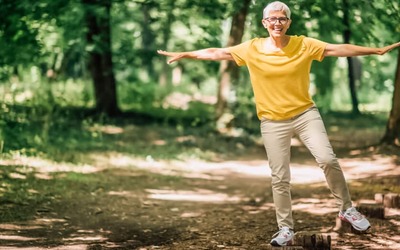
[260,119,294,229]
[293,107,352,211]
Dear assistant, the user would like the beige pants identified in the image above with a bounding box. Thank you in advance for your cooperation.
[260,106,352,229]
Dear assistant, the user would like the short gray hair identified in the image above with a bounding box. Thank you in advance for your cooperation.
[263,1,291,19]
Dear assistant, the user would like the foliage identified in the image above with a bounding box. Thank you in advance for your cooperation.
[1,0,398,102]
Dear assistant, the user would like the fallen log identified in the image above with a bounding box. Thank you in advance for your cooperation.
[356,203,385,219]
[292,231,331,250]
[374,193,384,204]
[270,246,304,250]
[383,193,400,208]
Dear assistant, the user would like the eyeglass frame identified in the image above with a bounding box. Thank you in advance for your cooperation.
[264,17,290,24]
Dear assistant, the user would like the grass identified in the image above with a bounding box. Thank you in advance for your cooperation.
[0,100,393,162]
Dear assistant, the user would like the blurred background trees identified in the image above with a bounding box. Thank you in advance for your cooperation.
[0,0,399,150]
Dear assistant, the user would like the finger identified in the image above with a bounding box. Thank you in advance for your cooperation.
[157,50,168,55]
[167,57,178,64]
[158,50,174,56]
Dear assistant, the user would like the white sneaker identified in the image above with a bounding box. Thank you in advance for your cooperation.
[339,207,371,231]
[270,226,294,246]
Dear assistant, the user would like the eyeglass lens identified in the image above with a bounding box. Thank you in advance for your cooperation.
[267,17,288,24]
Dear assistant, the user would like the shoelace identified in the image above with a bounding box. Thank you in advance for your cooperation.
[272,228,290,238]
[347,208,363,220]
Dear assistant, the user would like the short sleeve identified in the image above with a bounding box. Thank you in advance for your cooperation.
[227,40,253,66]
[303,37,328,62]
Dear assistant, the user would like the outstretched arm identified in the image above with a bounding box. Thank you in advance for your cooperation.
[324,41,400,57]
[157,48,234,64]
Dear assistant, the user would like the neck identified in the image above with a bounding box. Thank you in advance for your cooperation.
[268,35,290,48]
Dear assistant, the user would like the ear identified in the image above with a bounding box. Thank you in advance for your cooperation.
[261,19,268,29]
[287,19,292,29]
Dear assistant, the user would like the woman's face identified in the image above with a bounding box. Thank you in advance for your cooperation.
[262,10,291,38]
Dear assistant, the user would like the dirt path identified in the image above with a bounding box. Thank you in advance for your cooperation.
[1,147,400,250]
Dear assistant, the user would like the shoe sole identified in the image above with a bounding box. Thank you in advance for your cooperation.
[270,240,292,247]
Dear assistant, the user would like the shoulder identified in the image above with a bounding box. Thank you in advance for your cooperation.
[289,35,321,44]
[241,38,262,46]
[228,38,261,51]
[302,36,327,47]
[298,36,327,60]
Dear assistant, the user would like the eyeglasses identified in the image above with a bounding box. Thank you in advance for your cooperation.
[265,17,289,24]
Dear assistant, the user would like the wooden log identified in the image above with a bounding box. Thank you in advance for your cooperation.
[292,231,331,250]
[383,193,400,208]
[356,203,385,219]
[270,246,304,250]
[374,193,384,204]
[314,234,331,249]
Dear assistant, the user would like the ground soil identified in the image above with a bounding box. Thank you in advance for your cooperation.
[0,122,399,250]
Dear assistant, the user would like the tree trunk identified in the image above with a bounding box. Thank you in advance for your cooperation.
[381,49,400,146]
[342,0,360,115]
[140,2,156,81]
[158,0,175,87]
[83,0,119,116]
[215,0,251,119]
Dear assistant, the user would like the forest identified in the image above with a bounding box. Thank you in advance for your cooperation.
[0,0,399,249]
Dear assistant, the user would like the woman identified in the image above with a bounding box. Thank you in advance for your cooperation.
[157,1,400,247]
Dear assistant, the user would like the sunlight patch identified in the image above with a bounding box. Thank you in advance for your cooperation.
[108,190,137,198]
[8,172,26,179]
[35,218,68,224]
[152,139,167,146]
[292,198,337,215]
[0,156,99,174]
[340,157,399,179]
[94,125,124,135]
[180,212,203,218]
[145,188,242,203]
[162,92,192,110]
[0,224,43,230]
[63,235,106,242]
[34,173,53,180]
[0,234,41,241]
[76,151,333,184]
